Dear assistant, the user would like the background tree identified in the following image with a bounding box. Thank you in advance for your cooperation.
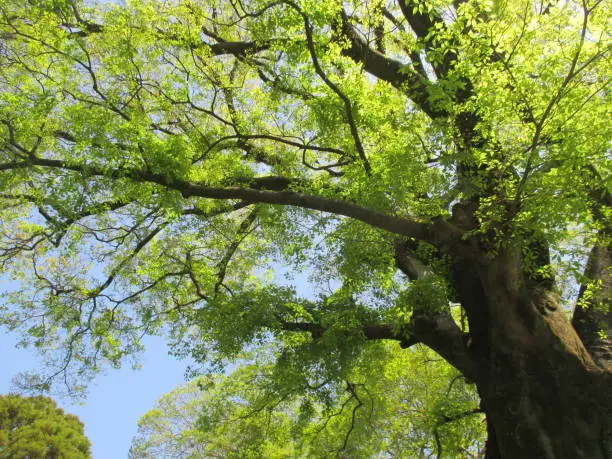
[0,0,609,457]
[130,344,484,458]
[0,394,91,458]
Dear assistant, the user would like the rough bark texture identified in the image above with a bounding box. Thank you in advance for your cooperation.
[479,286,610,458]
[572,242,612,370]
[441,227,612,459]
[387,188,612,458]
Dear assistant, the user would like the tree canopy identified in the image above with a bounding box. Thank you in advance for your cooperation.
[0,0,610,456]
[0,394,91,458]
[130,345,484,458]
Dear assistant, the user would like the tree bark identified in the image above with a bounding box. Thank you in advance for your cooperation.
[453,249,612,458]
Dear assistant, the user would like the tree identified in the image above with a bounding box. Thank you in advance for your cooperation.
[130,345,485,458]
[0,394,91,458]
[0,0,609,457]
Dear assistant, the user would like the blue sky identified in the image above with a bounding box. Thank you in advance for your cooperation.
[1,330,192,458]
[0,266,314,458]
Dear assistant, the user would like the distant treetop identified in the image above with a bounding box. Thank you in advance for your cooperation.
[0,394,91,459]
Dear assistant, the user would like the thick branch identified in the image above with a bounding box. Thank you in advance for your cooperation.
[282,311,479,383]
[0,157,430,240]
[339,14,441,119]
[168,184,429,239]
[411,312,480,383]
[280,321,417,348]
[54,16,274,59]
[396,0,437,41]
[394,239,431,280]
[396,0,457,78]
[209,40,270,56]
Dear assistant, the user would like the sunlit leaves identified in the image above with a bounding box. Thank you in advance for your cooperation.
[130,343,484,458]
[0,0,608,401]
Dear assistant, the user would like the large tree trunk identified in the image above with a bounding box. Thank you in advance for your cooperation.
[480,310,611,458]
[453,249,612,458]
[481,356,610,458]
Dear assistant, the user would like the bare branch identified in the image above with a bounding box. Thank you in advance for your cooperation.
[214,209,257,293]
[340,382,364,452]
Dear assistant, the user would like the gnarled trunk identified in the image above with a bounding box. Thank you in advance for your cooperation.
[453,250,612,458]
[481,353,610,458]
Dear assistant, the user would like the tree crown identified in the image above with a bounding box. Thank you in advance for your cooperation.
[0,0,609,397]
[0,394,91,458]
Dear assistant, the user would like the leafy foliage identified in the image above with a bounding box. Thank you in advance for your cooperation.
[0,0,609,455]
[0,394,91,458]
[0,0,607,386]
[130,344,484,458]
